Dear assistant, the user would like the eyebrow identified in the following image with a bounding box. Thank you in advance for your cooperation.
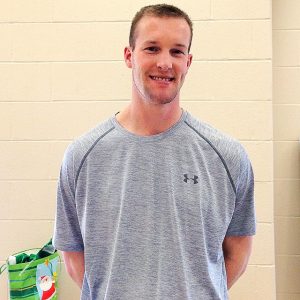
[143,41,187,49]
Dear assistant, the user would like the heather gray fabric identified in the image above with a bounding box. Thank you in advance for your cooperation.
[53,110,255,300]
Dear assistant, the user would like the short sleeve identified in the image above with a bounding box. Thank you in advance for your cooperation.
[53,143,84,251]
[226,148,256,236]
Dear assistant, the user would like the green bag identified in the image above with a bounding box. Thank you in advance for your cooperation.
[0,241,60,300]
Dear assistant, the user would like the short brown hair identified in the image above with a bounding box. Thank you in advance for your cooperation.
[129,4,193,52]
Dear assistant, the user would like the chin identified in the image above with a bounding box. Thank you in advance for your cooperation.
[147,97,175,105]
[147,93,179,105]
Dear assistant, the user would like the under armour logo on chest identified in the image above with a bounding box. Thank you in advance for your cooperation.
[183,174,199,184]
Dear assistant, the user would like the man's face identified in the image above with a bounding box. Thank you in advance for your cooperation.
[125,16,192,105]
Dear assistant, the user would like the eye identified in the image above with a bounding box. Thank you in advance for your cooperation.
[144,46,159,53]
[171,49,185,56]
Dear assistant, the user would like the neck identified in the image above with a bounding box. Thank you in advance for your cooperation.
[116,98,182,136]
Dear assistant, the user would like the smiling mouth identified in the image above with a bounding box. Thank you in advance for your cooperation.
[150,75,175,82]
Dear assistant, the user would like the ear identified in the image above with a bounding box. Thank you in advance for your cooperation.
[124,46,133,68]
[186,53,193,69]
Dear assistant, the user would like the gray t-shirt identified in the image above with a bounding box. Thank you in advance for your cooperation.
[53,110,255,300]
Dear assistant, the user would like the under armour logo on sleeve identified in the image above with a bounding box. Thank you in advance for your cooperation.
[183,174,199,184]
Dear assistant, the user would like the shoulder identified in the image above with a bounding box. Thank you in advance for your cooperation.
[184,112,247,156]
[62,117,116,173]
[184,112,252,192]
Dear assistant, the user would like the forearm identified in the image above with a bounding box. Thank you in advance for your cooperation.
[62,251,85,288]
[69,261,84,288]
[222,236,253,290]
[224,254,248,289]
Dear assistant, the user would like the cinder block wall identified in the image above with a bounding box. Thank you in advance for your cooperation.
[0,1,275,299]
[273,1,300,299]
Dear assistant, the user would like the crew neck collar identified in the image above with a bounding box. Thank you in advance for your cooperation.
[112,110,188,142]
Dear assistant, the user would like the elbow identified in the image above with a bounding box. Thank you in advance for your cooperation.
[240,259,248,276]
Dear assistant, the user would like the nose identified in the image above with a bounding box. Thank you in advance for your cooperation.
[157,52,172,71]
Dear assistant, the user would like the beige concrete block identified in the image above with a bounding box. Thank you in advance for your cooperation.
[0,63,51,101]
[277,293,300,300]
[242,142,273,182]
[53,0,132,21]
[252,20,272,59]
[170,0,211,20]
[274,179,300,217]
[273,0,300,29]
[274,142,300,179]
[0,181,57,220]
[273,30,300,67]
[12,23,129,61]
[193,20,271,60]
[229,265,276,300]
[0,1,52,22]
[275,217,300,255]
[12,24,55,61]
[53,0,210,22]
[182,101,272,141]
[0,142,68,180]
[52,61,271,101]
[0,24,12,61]
[274,104,300,141]
[273,67,300,104]
[0,2,11,22]
[0,102,127,141]
[0,220,54,261]
[255,182,274,223]
[211,0,271,19]
[10,0,53,22]
[249,223,275,265]
[183,61,271,100]
[51,62,131,101]
[2,99,272,141]
[0,103,13,140]
[276,255,300,293]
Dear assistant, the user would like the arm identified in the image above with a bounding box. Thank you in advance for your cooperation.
[62,251,85,288]
[222,235,253,290]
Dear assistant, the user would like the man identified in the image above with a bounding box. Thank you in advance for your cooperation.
[53,4,255,300]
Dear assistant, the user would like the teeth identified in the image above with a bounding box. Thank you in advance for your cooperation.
[151,76,173,82]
